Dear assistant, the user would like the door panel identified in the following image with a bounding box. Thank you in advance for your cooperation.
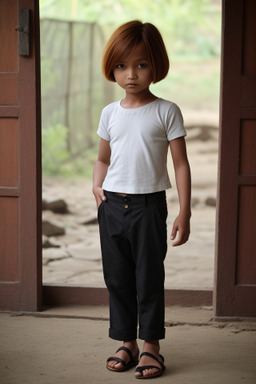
[236,187,256,285]
[215,0,256,317]
[0,0,42,311]
[0,118,19,186]
[0,1,18,72]
[243,0,256,74]
[240,121,256,174]
[0,198,19,281]
[0,75,19,104]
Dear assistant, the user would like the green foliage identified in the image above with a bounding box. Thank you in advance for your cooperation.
[152,57,220,111]
[40,0,221,58]
[63,147,98,179]
[41,57,60,98]
[42,124,98,177]
[42,124,70,175]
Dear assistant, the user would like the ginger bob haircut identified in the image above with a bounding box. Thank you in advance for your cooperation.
[102,20,170,84]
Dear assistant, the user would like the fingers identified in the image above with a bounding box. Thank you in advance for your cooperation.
[171,218,190,247]
[171,232,189,247]
[93,187,106,208]
[98,188,106,203]
[170,225,178,243]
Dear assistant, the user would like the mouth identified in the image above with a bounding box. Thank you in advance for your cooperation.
[126,83,138,87]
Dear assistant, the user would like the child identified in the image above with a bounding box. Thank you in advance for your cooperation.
[93,20,191,379]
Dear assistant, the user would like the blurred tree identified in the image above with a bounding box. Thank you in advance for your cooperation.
[40,0,221,57]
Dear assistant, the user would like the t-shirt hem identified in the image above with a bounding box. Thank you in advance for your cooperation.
[97,131,110,141]
[168,132,187,141]
[102,183,172,194]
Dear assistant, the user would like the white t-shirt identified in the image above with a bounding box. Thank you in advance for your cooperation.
[97,98,186,194]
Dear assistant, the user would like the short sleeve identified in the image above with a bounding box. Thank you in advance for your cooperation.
[166,103,187,141]
[97,108,110,141]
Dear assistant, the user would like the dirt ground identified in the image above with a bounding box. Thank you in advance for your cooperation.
[1,306,256,384]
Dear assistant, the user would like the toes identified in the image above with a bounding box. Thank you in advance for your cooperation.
[135,368,157,378]
[109,361,122,369]
[143,368,155,377]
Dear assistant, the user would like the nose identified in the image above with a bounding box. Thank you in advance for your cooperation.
[127,67,137,79]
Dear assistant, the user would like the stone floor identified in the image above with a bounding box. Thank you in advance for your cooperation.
[42,139,217,290]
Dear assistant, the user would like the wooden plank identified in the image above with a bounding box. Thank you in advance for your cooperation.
[43,286,109,306]
[215,0,256,317]
[240,76,256,108]
[0,0,42,312]
[0,198,19,281]
[243,0,256,74]
[0,74,19,105]
[42,286,213,308]
[18,0,42,311]
[240,120,256,175]
[214,0,244,317]
[0,283,20,311]
[238,176,256,185]
[0,107,19,117]
[0,118,19,186]
[233,286,256,317]
[240,108,256,119]
[0,0,18,72]
[0,188,20,197]
[236,186,256,285]
[165,289,212,307]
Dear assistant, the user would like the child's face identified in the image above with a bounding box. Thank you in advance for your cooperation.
[113,43,153,95]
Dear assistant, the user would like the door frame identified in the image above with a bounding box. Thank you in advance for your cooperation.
[2,0,256,317]
[0,0,42,312]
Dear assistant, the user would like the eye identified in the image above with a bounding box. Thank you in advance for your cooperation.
[116,64,125,69]
[138,63,147,68]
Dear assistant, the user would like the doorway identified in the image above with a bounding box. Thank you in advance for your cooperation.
[40,0,221,295]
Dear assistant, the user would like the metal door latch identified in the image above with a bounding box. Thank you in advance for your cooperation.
[15,9,30,56]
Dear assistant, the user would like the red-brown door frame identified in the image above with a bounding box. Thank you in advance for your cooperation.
[4,0,256,316]
[42,0,256,315]
[214,0,256,318]
[0,0,42,311]
[0,0,212,312]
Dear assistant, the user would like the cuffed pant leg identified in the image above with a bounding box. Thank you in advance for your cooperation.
[98,191,167,342]
[129,193,167,341]
[98,196,138,341]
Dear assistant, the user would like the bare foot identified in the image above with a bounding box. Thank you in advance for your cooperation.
[135,340,164,378]
[107,340,139,371]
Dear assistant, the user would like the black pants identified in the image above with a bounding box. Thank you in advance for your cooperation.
[98,190,167,341]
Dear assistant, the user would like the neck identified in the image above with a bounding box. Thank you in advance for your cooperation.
[121,89,157,109]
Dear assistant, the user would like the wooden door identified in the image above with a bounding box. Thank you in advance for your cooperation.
[214,0,256,317]
[0,0,42,311]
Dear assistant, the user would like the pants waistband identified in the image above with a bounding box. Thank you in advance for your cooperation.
[104,190,166,204]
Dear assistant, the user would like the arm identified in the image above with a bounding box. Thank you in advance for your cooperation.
[169,137,191,246]
[92,138,111,208]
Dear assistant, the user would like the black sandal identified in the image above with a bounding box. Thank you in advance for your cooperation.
[135,352,165,379]
[106,346,139,372]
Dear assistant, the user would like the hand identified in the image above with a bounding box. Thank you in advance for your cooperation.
[92,186,106,209]
[171,213,190,246]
